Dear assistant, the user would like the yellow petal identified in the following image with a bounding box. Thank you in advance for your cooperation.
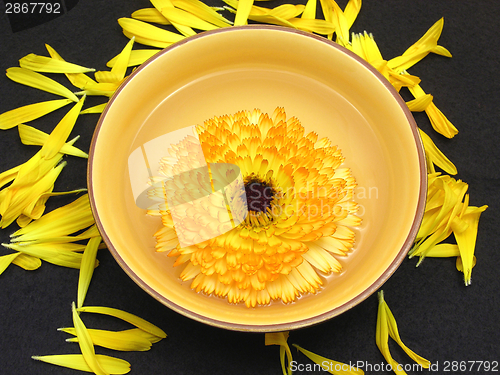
[107,50,160,68]
[288,18,336,35]
[12,253,42,270]
[293,344,364,375]
[32,354,130,374]
[0,252,20,275]
[301,0,316,19]
[150,0,196,37]
[45,44,98,90]
[388,18,451,72]
[80,103,108,114]
[122,30,172,48]
[95,38,135,83]
[418,128,457,175]
[265,332,293,375]
[0,165,21,190]
[132,8,171,24]
[77,236,102,308]
[406,94,433,112]
[172,0,233,27]
[19,53,95,74]
[425,243,459,257]
[11,194,94,242]
[376,291,407,375]
[424,102,459,139]
[384,303,430,367]
[6,67,78,102]
[234,0,254,26]
[118,18,185,44]
[61,328,153,351]
[71,302,108,375]
[0,99,72,130]
[41,96,85,160]
[74,81,122,97]
[77,306,167,339]
[18,125,88,158]
[456,255,476,273]
[455,205,487,285]
[159,7,218,31]
[248,14,295,28]
[3,242,89,269]
[343,0,361,29]
[330,0,349,44]
[0,161,66,228]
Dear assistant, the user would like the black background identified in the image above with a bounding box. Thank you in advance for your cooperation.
[1,1,499,374]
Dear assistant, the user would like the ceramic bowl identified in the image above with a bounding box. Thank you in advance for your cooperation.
[88,26,426,332]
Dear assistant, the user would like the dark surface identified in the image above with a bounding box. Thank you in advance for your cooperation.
[1,1,499,374]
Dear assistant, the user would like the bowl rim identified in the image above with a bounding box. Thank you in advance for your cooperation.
[88,25,427,332]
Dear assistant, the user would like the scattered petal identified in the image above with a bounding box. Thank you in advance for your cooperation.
[80,103,108,114]
[18,125,88,158]
[32,354,130,374]
[6,67,79,102]
[265,332,293,375]
[77,236,102,308]
[107,50,160,68]
[0,99,72,130]
[77,306,167,339]
[234,0,254,26]
[0,252,20,275]
[11,253,42,270]
[61,327,153,352]
[72,302,108,375]
[418,128,457,175]
[376,291,430,374]
[293,344,364,375]
[19,53,95,74]
[40,96,86,160]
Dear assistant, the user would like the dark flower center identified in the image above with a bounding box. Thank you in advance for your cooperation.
[244,180,274,213]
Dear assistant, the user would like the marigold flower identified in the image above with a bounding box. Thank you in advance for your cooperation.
[148,108,360,307]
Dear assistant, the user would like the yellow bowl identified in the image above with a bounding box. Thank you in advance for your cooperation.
[88,26,426,332]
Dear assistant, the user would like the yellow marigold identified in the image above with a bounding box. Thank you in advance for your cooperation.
[148,108,360,307]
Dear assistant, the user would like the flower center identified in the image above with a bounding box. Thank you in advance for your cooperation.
[244,179,274,213]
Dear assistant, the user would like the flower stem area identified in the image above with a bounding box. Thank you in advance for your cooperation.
[0,1,498,375]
